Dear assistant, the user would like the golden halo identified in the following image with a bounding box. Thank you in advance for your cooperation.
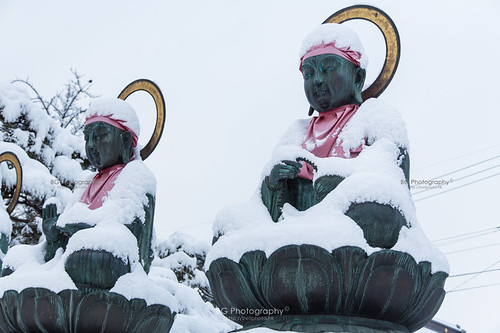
[118,79,166,160]
[324,5,401,101]
[0,151,23,214]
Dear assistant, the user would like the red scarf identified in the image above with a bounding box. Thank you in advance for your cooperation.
[80,164,125,210]
[297,104,361,180]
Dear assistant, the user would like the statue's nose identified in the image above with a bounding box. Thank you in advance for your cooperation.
[313,72,327,87]
[86,135,96,152]
[313,76,327,91]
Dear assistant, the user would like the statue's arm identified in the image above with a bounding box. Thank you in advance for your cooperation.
[399,147,410,186]
[125,193,154,273]
[261,176,287,222]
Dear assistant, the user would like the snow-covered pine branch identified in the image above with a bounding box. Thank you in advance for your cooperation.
[0,71,96,245]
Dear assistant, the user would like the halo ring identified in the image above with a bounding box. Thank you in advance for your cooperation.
[0,152,23,214]
[118,79,166,160]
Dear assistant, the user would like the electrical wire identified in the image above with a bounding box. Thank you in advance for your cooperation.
[433,226,499,244]
[412,163,500,196]
[449,268,500,278]
[447,258,500,293]
[444,242,500,255]
[425,154,500,181]
[414,171,500,202]
[447,282,500,293]
[435,230,500,247]
[413,144,500,173]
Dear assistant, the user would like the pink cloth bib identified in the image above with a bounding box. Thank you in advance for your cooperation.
[298,104,362,180]
[80,164,125,210]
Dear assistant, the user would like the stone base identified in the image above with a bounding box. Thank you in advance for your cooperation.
[236,315,408,333]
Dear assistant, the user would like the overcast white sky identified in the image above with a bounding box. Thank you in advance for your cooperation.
[1,0,499,331]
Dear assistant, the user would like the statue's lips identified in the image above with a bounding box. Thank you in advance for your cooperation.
[313,91,331,110]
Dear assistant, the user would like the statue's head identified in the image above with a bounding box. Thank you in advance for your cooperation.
[84,98,140,171]
[299,23,367,114]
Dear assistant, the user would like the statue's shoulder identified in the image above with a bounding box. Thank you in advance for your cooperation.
[275,118,310,148]
[341,98,409,149]
[117,160,156,195]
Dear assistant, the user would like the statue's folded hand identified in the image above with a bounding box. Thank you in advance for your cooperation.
[268,160,302,187]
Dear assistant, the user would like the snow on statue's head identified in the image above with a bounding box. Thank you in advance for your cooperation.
[299,23,368,69]
[84,97,141,170]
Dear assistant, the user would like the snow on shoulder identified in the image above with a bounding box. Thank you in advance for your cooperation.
[57,159,156,228]
[208,98,449,274]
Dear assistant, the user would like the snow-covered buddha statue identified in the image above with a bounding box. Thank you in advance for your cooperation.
[206,23,448,332]
[40,97,156,291]
[260,23,410,248]
[0,97,177,333]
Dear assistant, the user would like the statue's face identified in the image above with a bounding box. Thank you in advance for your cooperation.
[84,122,124,171]
[301,54,364,112]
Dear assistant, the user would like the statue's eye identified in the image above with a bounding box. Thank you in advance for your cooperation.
[301,65,314,79]
[320,59,337,73]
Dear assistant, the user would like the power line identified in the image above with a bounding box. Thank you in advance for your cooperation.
[444,242,500,255]
[449,268,500,278]
[426,154,500,181]
[414,171,500,202]
[412,162,500,196]
[447,282,500,293]
[447,257,500,293]
[436,230,500,247]
[413,144,500,172]
[433,226,499,244]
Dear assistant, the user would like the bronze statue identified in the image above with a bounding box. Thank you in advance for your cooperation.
[207,7,448,332]
[39,97,156,290]
[0,83,175,333]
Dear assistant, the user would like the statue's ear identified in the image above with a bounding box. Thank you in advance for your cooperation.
[120,131,134,164]
[355,67,366,92]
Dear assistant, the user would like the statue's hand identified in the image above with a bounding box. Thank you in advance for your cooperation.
[268,160,302,187]
[314,175,344,201]
[42,204,61,242]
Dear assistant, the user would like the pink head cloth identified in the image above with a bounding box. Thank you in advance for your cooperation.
[300,42,361,70]
[297,104,363,180]
[85,114,138,147]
